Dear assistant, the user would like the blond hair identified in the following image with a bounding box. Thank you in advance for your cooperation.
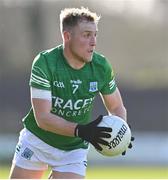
[60,7,100,33]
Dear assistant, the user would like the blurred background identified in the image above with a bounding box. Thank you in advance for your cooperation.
[0,0,168,178]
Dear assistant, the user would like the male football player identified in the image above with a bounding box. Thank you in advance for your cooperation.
[9,7,129,179]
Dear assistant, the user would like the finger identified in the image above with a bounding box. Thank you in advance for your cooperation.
[128,143,132,148]
[131,137,135,141]
[97,115,103,120]
[99,132,111,138]
[98,127,112,132]
[122,151,126,155]
[93,143,103,151]
[92,115,103,125]
[97,138,109,146]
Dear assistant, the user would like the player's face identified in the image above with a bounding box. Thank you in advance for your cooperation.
[69,21,97,63]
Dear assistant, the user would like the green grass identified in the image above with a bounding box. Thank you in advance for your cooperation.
[1,165,168,179]
[86,166,168,179]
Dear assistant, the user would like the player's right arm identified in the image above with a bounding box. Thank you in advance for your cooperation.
[31,95,77,137]
[30,53,77,137]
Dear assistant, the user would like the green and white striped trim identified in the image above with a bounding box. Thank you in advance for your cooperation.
[109,78,116,90]
[33,66,48,79]
[31,73,50,88]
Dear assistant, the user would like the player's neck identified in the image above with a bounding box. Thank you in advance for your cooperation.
[63,47,86,70]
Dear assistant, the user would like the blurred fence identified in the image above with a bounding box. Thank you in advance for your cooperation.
[0,132,168,166]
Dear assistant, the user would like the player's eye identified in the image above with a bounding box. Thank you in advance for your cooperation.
[83,32,91,38]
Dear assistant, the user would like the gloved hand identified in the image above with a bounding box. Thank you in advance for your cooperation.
[74,115,112,151]
[122,124,135,155]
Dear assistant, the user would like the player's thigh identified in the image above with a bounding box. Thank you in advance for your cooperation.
[51,171,84,179]
[9,164,45,179]
[50,161,87,179]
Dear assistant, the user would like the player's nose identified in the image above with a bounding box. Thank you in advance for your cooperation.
[90,35,96,47]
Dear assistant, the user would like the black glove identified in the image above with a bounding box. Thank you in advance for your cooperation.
[74,115,112,151]
[122,124,135,155]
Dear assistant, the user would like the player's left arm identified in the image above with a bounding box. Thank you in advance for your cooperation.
[101,88,135,154]
[100,87,127,122]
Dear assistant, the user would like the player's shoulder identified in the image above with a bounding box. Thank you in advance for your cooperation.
[41,44,62,57]
[39,44,62,61]
[32,45,62,65]
[92,51,111,69]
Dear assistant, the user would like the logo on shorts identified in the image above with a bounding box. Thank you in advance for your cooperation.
[21,147,34,160]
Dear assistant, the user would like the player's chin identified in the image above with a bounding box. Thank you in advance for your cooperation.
[85,55,93,63]
[86,58,92,63]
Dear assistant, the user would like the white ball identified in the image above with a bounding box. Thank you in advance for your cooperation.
[97,115,131,157]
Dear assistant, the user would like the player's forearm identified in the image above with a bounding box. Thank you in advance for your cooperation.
[109,105,127,122]
[35,112,77,137]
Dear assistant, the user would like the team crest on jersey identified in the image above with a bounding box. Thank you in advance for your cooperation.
[89,82,98,92]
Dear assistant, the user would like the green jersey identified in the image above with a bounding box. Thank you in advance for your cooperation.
[23,45,116,150]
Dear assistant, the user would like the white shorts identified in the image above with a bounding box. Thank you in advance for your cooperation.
[12,128,89,176]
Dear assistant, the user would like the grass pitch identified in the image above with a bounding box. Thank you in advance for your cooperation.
[87,166,168,179]
[1,165,168,179]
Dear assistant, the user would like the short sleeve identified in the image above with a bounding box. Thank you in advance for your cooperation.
[100,60,117,94]
[29,53,51,90]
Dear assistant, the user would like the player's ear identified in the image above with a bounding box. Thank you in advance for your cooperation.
[63,31,71,42]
